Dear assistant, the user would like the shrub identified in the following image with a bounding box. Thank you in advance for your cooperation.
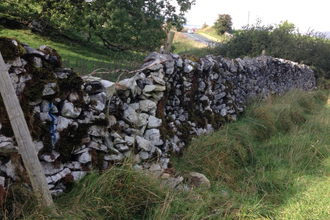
[216,20,330,79]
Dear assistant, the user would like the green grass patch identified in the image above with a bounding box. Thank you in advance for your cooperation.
[195,26,229,43]
[171,89,330,219]
[172,31,216,57]
[0,26,145,80]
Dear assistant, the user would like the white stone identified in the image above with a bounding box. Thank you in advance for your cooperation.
[64,161,82,170]
[114,138,125,145]
[50,168,71,183]
[144,129,164,146]
[151,91,164,101]
[40,150,60,162]
[88,125,106,137]
[57,116,72,132]
[0,176,5,187]
[0,160,17,180]
[0,135,17,154]
[90,92,106,104]
[149,164,162,172]
[123,104,138,125]
[220,108,227,117]
[117,78,138,97]
[20,74,32,83]
[148,116,162,128]
[143,85,156,93]
[154,85,166,91]
[136,136,152,151]
[104,153,124,162]
[139,151,150,160]
[88,141,108,152]
[91,100,105,111]
[139,100,156,113]
[68,92,80,102]
[11,56,22,67]
[41,161,64,176]
[125,136,135,146]
[43,83,57,96]
[34,141,44,153]
[71,171,87,181]
[33,57,42,68]
[115,144,129,152]
[151,75,166,85]
[78,151,92,164]
[101,80,116,99]
[137,113,149,127]
[61,100,82,118]
[39,112,52,122]
[108,115,117,127]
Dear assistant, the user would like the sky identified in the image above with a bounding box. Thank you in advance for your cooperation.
[184,0,329,32]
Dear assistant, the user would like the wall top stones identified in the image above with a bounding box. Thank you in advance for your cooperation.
[0,38,316,193]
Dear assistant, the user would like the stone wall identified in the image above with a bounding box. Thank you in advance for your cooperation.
[0,38,316,193]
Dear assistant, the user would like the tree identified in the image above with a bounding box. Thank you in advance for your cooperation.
[1,0,195,51]
[214,14,232,35]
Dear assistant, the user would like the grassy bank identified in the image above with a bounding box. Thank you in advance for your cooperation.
[0,26,145,80]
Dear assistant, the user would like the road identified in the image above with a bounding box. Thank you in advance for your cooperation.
[182,32,219,47]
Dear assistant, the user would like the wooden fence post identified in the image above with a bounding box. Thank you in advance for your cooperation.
[164,31,175,54]
[0,53,55,210]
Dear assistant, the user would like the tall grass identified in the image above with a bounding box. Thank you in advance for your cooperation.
[172,89,330,218]
[172,31,214,57]
[4,89,327,220]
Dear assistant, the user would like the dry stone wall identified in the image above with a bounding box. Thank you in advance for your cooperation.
[0,38,316,193]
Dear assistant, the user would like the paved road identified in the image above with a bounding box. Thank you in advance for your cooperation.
[182,32,219,47]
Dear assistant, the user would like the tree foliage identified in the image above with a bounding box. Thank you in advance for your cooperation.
[0,0,195,51]
[214,14,232,35]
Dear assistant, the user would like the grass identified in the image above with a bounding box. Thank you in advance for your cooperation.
[171,89,330,219]
[2,26,330,219]
[3,89,329,220]
[171,31,215,57]
[0,26,145,80]
[195,26,229,43]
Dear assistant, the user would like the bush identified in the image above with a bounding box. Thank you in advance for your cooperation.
[216,20,330,79]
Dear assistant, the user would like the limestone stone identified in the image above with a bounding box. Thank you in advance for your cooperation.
[78,151,92,164]
[0,136,17,154]
[40,150,60,162]
[104,153,124,162]
[71,171,87,181]
[88,125,106,137]
[43,83,57,96]
[61,100,82,118]
[144,129,163,146]
[139,100,157,113]
[136,136,152,151]
[41,161,64,176]
[186,172,211,189]
[0,176,5,187]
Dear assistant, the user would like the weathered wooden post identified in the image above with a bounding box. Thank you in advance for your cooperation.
[164,31,175,54]
[0,53,55,210]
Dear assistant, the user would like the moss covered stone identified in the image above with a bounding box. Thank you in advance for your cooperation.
[0,37,25,62]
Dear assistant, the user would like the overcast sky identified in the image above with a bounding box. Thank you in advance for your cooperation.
[184,0,328,32]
